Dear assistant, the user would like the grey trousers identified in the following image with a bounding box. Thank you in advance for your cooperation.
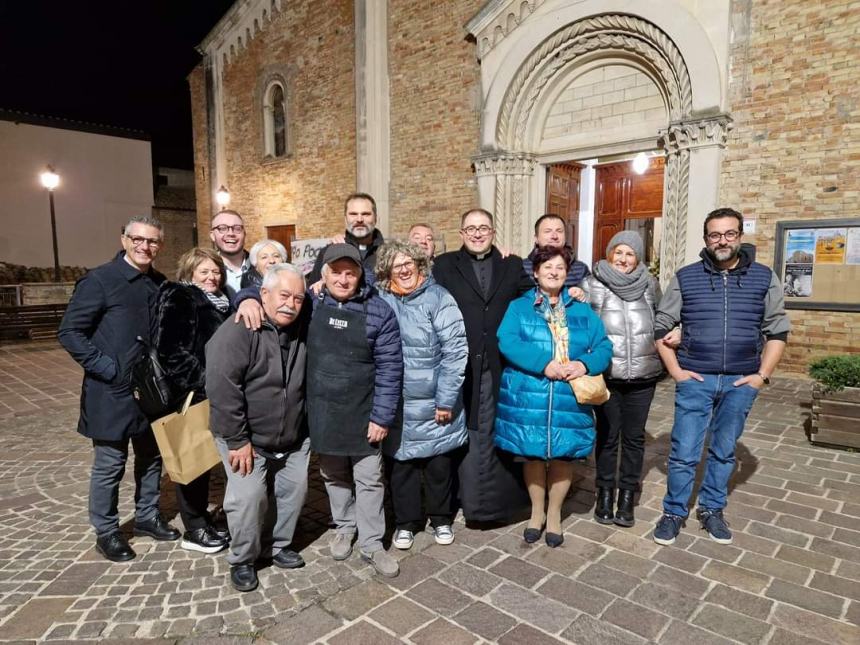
[217,437,311,565]
[90,429,162,537]
[318,452,385,553]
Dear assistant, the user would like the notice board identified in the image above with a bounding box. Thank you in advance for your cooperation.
[773,218,860,312]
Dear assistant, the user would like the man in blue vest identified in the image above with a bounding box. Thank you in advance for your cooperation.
[652,208,789,546]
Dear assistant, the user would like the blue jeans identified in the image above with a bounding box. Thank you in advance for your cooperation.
[662,374,759,517]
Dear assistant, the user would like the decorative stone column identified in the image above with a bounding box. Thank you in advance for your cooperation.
[473,152,537,252]
[658,113,733,285]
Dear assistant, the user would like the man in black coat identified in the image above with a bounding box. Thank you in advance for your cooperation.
[433,208,532,524]
[58,216,180,562]
[307,193,385,284]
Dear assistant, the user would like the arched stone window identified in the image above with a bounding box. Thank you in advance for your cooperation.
[263,80,288,158]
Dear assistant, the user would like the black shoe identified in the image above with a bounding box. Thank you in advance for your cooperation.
[614,490,636,527]
[96,532,136,562]
[594,487,615,524]
[210,523,231,542]
[545,532,564,548]
[271,548,305,569]
[230,563,258,592]
[181,527,228,554]
[523,526,544,544]
[133,515,181,541]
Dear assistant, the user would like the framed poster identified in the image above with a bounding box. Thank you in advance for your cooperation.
[773,219,860,312]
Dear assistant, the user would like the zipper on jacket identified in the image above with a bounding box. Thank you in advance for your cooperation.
[624,299,633,380]
[546,380,554,460]
[722,273,728,373]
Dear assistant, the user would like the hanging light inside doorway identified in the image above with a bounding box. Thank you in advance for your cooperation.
[215,185,231,209]
[631,152,649,175]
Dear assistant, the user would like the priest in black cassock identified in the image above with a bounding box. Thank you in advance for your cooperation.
[433,208,532,525]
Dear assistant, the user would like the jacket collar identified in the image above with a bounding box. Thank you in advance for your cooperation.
[113,250,158,282]
[345,228,385,253]
[531,287,576,310]
[454,245,508,302]
[698,246,753,274]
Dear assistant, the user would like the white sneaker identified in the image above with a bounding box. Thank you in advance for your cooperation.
[433,525,454,545]
[392,529,414,549]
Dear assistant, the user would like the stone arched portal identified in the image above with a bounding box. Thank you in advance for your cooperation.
[467,1,733,284]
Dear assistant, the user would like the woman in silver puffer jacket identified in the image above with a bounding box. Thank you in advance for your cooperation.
[582,230,663,528]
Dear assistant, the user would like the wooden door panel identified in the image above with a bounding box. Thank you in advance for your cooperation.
[545,163,582,250]
[265,224,296,261]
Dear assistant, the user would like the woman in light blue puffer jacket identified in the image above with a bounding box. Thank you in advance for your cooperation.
[375,241,468,551]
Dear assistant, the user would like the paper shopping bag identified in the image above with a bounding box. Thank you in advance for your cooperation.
[151,393,221,485]
[568,374,611,405]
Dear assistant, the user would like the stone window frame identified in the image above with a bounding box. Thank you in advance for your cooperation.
[259,69,293,162]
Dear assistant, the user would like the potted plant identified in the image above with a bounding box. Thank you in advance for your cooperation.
[808,355,860,449]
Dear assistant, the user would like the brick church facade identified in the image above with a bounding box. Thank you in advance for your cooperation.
[188,0,860,372]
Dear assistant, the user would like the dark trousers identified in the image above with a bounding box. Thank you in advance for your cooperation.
[594,381,656,491]
[89,429,162,537]
[389,451,458,532]
[175,471,212,530]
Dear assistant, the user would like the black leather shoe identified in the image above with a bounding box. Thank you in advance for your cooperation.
[271,548,305,569]
[523,526,543,544]
[181,527,228,554]
[210,523,231,542]
[230,563,258,592]
[594,487,615,525]
[96,532,136,562]
[133,515,181,541]
[545,532,564,548]
[614,490,636,527]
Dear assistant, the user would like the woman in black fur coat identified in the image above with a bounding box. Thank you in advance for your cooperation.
[156,247,232,554]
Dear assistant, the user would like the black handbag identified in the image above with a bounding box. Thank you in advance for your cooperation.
[130,337,175,419]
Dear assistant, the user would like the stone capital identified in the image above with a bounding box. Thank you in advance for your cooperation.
[473,152,537,177]
[659,114,734,154]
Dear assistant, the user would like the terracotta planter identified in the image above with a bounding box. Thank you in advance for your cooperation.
[809,384,860,449]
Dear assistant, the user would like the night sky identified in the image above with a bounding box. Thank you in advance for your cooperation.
[0,0,235,169]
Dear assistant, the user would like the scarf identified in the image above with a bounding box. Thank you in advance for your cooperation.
[388,274,426,297]
[536,291,569,364]
[593,260,651,302]
[185,281,231,313]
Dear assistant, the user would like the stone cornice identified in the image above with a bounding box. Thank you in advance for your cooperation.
[197,0,282,63]
[659,114,734,153]
[466,0,544,58]
[473,152,537,176]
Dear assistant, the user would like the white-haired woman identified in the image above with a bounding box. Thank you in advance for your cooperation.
[374,241,468,549]
[241,239,289,290]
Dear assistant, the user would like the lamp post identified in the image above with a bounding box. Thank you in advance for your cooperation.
[215,185,231,209]
[39,166,61,282]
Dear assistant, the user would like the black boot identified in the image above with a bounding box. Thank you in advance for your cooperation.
[594,487,615,524]
[614,489,635,527]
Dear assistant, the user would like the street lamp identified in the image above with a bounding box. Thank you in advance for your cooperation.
[39,165,62,282]
[215,185,231,209]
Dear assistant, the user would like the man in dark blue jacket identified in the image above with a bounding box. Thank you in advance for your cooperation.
[521,213,590,299]
[652,208,789,547]
[58,216,180,562]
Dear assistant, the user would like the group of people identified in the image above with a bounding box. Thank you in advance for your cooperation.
[58,191,788,592]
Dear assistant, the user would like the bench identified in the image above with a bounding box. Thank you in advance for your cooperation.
[0,304,68,341]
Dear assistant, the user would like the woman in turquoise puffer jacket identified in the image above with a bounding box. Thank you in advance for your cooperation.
[495,246,612,547]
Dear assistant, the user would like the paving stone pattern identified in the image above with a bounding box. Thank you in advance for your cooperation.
[0,341,859,643]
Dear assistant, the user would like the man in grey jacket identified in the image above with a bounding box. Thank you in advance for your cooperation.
[206,264,310,592]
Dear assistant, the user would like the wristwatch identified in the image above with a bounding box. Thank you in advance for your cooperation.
[757,372,771,385]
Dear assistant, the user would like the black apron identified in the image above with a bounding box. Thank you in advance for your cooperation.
[307,298,377,456]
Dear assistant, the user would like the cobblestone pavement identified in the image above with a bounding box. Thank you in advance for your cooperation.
[1,340,859,644]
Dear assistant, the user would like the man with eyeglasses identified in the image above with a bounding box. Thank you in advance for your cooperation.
[59,215,181,562]
[651,208,789,547]
[210,209,250,298]
[432,208,532,525]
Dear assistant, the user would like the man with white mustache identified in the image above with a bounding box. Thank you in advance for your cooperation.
[205,264,311,592]
[308,193,385,284]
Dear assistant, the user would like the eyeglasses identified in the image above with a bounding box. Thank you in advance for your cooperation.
[124,235,161,248]
[392,260,416,273]
[706,230,741,243]
[461,225,493,236]
[211,224,245,234]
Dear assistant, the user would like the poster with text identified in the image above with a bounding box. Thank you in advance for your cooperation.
[290,238,329,275]
[784,229,815,264]
[815,228,846,264]
[783,263,813,298]
[846,228,860,265]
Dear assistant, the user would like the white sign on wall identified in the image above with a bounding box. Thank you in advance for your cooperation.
[290,238,329,275]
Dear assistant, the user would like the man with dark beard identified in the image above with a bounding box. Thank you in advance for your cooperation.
[651,208,789,547]
[308,193,384,284]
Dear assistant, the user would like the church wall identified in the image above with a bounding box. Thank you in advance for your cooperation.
[387,0,485,252]
[720,0,860,371]
[188,65,211,236]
